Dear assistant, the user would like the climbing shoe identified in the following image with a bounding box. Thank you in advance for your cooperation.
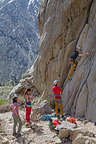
[74,68,76,71]
[68,77,72,81]
[16,133,21,138]
[26,123,31,128]
[57,115,60,120]
[13,133,17,137]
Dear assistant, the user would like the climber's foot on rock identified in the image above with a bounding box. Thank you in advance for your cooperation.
[68,77,72,81]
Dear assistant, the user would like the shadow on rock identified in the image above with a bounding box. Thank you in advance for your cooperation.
[16,136,28,144]
[31,124,44,136]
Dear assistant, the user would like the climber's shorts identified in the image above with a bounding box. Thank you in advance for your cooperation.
[55,98,62,103]
[69,58,74,66]
[69,59,78,67]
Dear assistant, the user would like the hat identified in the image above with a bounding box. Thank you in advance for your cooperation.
[53,80,59,86]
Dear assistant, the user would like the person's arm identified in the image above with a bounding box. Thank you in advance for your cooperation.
[60,88,62,95]
[31,96,34,100]
[79,52,88,57]
[14,106,18,116]
[9,104,12,111]
[26,95,29,103]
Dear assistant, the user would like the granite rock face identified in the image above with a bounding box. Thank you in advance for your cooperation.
[9,0,96,121]
[0,0,40,84]
[62,0,96,122]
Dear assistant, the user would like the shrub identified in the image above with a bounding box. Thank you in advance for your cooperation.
[0,99,8,105]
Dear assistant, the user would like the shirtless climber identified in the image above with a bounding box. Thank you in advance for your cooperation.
[68,46,88,80]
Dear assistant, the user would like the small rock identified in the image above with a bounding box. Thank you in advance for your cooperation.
[83,120,89,125]
[73,134,96,144]
[71,128,83,141]
[72,133,85,144]
[22,127,31,133]
[0,104,10,113]
[0,137,9,144]
[85,140,90,144]
[59,129,70,139]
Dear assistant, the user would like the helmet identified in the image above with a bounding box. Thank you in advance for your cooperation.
[53,80,59,86]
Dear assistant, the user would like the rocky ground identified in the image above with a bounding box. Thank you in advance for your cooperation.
[0,109,96,144]
[0,110,61,144]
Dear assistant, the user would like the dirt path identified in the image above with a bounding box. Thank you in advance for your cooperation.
[0,111,61,144]
[0,111,96,144]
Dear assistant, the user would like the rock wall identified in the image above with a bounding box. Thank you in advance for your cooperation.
[9,0,96,121]
[62,0,96,122]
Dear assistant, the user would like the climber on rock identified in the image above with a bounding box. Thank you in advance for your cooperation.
[68,46,88,80]
[52,80,63,119]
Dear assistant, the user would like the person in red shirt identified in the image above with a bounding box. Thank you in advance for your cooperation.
[52,80,63,118]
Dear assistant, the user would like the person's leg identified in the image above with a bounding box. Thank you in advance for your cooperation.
[27,107,31,123]
[25,104,28,123]
[26,107,29,123]
[17,116,22,134]
[55,101,58,117]
[73,62,77,70]
[13,117,17,135]
[60,102,63,117]
[68,63,75,80]
[29,107,31,123]
[75,60,78,66]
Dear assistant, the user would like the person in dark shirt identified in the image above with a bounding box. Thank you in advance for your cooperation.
[68,46,88,80]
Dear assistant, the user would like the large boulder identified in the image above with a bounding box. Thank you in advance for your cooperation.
[9,0,92,95]
[58,126,96,144]
[31,100,52,121]
[73,134,96,144]
[9,0,96,122]
[0,104,10,113]
[62,0,96,121]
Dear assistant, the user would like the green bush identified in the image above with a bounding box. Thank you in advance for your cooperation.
[0,99,8,105]
[4,81,15,86]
